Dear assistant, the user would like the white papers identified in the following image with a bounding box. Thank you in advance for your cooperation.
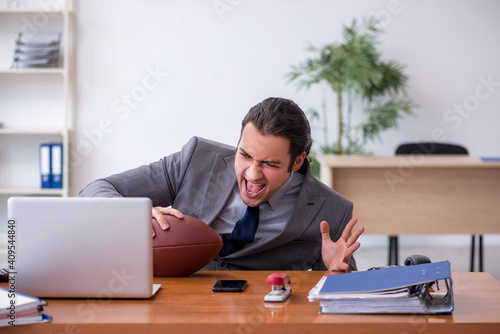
[308,276,426,313]
[0,287,52,327]
[307,263,454,314]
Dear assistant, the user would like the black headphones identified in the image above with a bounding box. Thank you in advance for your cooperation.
[404,254,431,266]
[368,254,432,271]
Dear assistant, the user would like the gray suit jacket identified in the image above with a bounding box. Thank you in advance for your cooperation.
[79,136,356,271]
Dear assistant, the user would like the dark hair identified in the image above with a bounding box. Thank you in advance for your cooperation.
[241,97,312,171]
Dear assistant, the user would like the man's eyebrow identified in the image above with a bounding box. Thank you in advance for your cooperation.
[238,147,282,166]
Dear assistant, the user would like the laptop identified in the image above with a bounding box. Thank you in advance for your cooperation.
[7,197,161,298]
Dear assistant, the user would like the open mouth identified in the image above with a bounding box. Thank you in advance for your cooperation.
[245,179,265,197]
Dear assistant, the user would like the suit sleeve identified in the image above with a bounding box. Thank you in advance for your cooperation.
[78,137,201,207]
[78,179,122,197]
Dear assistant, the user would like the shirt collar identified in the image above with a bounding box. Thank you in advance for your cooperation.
[266,172,299,211]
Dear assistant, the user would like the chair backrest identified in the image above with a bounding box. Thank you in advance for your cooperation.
[395,142,468,155]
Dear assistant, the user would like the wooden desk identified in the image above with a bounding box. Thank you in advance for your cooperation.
[317,155,500,235]
[3,271,500,333]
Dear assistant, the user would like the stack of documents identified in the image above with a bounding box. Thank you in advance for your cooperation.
[0,287,52,327]
[11,32,61,69]
[309,261,454,314]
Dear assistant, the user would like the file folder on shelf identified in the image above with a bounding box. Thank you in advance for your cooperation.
[51,143,63,189]
[309,261,454,314]
[39,143,63,189]
[39,143,52,189]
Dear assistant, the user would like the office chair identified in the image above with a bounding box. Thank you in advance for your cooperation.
[395,142,468,155]
[392,142,482,272]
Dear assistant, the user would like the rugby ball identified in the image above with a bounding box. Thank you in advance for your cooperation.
[152,214,223,276]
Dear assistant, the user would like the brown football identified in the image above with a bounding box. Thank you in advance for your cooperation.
[152,214,223,276]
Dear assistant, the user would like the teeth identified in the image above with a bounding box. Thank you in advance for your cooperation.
[248,181,263,187]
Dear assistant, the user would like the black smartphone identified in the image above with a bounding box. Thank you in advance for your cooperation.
[212,280,247,292]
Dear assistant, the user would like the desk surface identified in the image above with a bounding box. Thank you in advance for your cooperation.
[317,155,500,168]
[3,270,500,334]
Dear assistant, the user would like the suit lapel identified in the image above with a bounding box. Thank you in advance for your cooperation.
[200,154,237,225]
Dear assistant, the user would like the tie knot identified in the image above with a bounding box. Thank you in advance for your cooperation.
[231,206,259,242]
[219,205,260,257]
[245,205,259,218]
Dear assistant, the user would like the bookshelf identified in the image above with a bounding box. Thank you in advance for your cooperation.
[0,0,73,210]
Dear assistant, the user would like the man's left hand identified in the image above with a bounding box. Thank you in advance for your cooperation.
[320,217,365,271]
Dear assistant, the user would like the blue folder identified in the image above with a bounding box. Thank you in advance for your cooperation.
[320,261,451,294]
[481,157,500,162]
[318,261,454,314]
[39,143,52,189]
[50,143,63,189]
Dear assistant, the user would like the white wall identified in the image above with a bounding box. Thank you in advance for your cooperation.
[72,0,500,194]
[71,0,500,250]
[1,0,499,269]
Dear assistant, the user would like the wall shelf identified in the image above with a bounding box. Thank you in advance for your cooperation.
[0,188,66,196]
[0,68,66,75]
[0,128,67,135]
[0,0,73,210]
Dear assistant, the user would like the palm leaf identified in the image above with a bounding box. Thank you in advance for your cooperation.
[286,16,416,156]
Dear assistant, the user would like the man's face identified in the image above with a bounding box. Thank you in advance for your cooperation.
[235,123,305,207]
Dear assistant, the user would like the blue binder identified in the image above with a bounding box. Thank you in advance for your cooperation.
[316,261,454,314]
[39,143,52,189]
[481,157,500,162]
[50,143,63,188]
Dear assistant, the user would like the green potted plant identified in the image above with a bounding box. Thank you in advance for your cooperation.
[287,17,416,163]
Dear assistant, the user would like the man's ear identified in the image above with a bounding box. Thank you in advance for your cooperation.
[291,152,306,172]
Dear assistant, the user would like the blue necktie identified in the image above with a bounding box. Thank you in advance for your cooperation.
[219,206,260,257]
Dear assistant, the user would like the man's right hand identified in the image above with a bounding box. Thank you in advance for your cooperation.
[152,206,184,238]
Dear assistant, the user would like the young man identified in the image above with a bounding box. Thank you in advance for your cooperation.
[79,97,364,271]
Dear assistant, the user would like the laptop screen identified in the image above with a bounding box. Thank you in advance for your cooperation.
[8,197,158,298]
